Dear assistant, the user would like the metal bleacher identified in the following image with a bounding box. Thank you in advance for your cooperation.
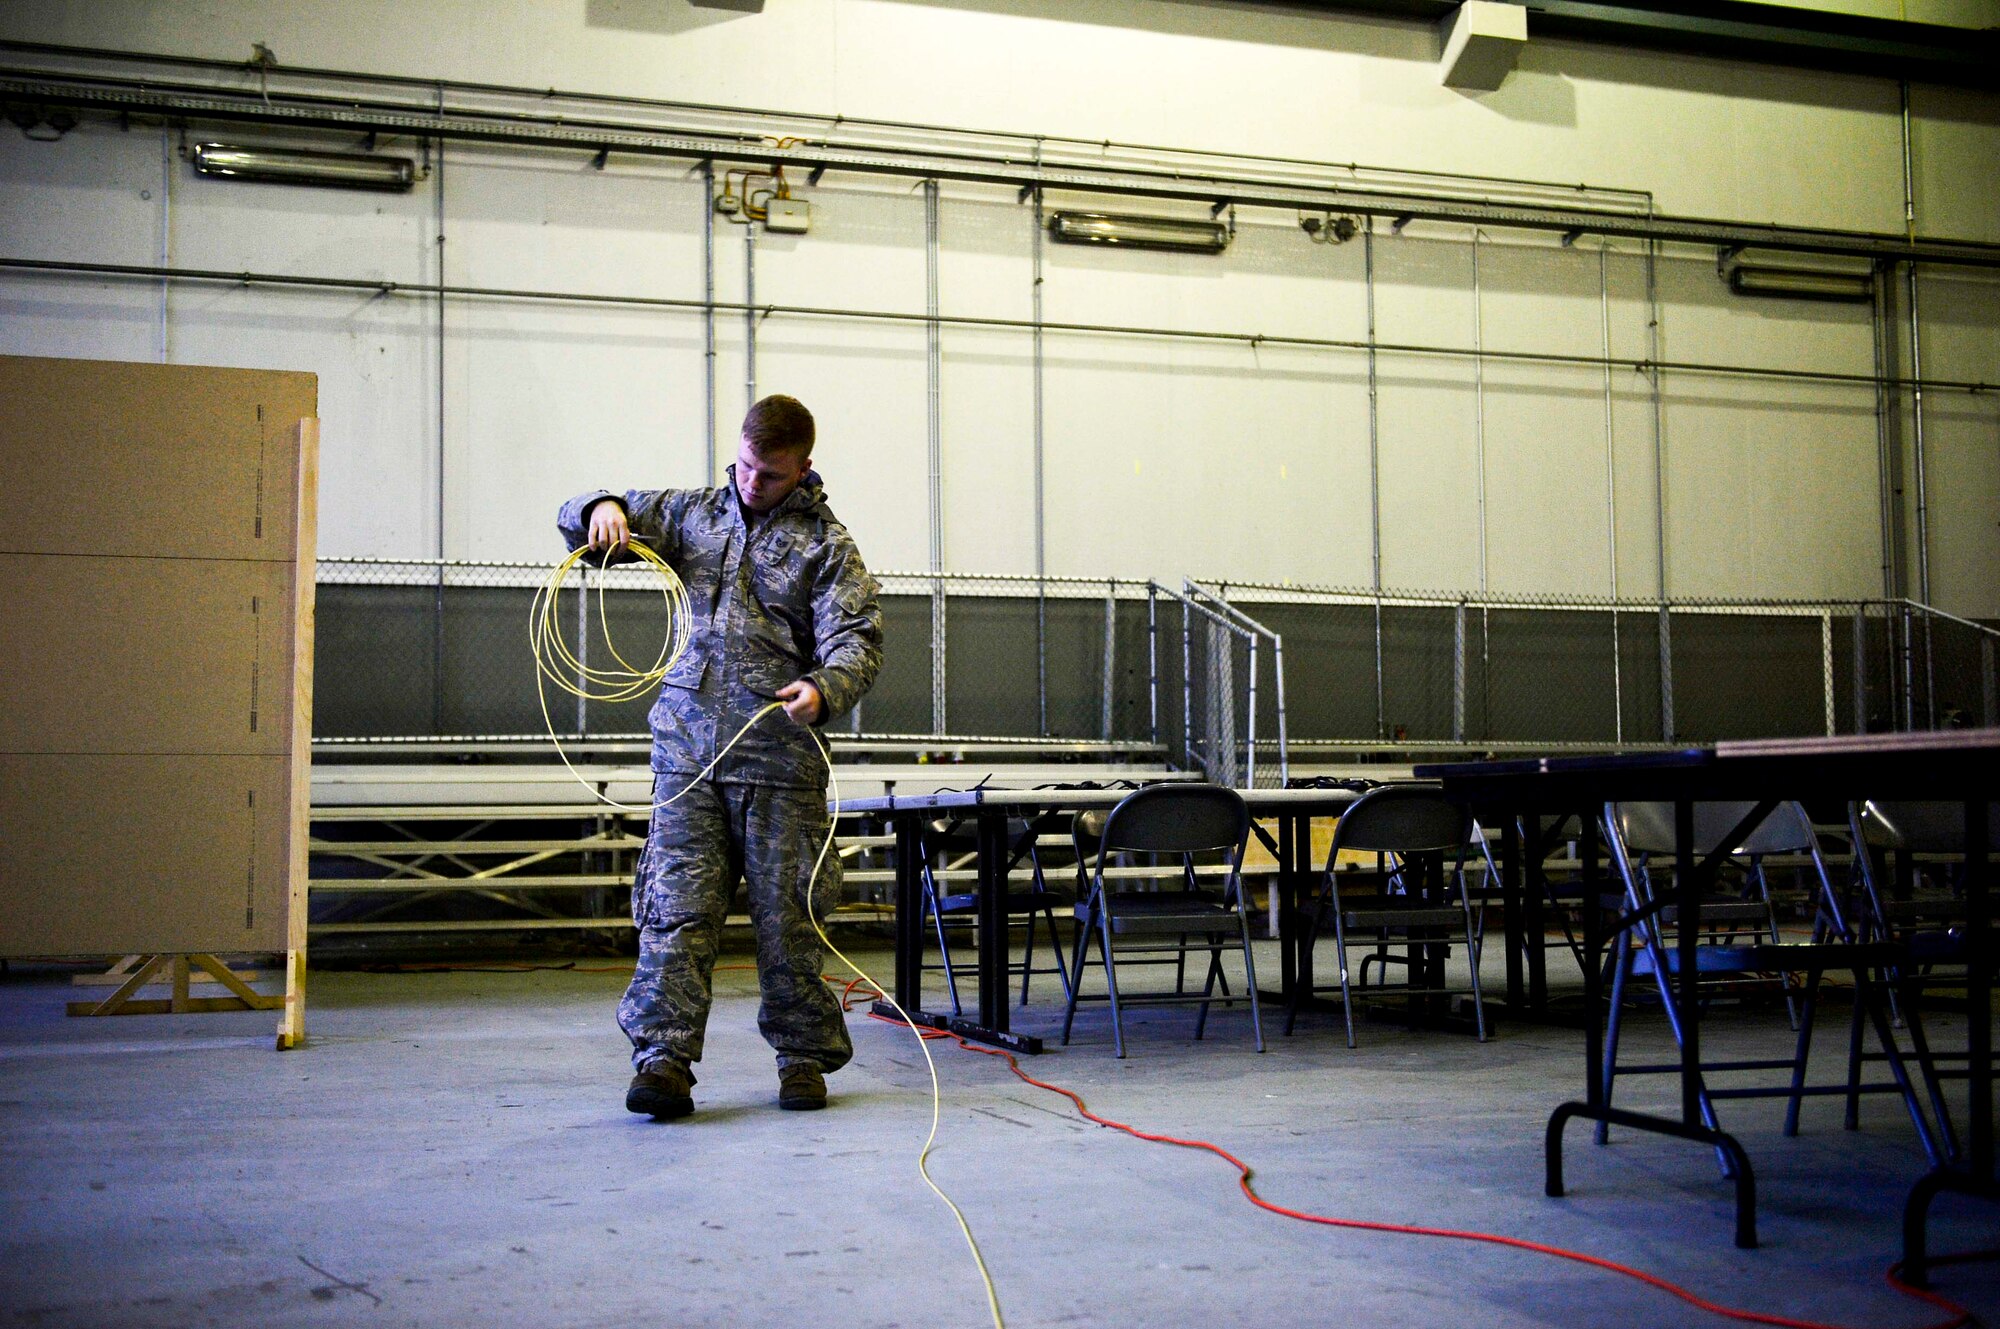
[308,737,1182,946]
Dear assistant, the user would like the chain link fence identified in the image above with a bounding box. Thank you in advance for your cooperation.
[314,561,1996,765]
[314,559,1154,744]
[1201,581,2000,751]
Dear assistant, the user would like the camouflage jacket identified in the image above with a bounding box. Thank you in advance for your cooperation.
[557,468,883,789]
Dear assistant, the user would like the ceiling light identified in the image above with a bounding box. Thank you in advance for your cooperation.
[191,142,416,192]
[1726,264,1873,303]
[1048,211,1230,254]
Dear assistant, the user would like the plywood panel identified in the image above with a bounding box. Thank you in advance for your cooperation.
[0,754,291,956]
[0,356,316,562]
[0,553,297,756]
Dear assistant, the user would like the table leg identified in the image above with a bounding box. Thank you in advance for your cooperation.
[1280,813,1299,1000]
[938,810,1042,1054]
[975,810,1008,1037]
[1526,816,1550,1010]
[892,813,922,1009]
[1968,797,1992,1183]
[1502,816,1525,1010]
[1675,799,1702,1128]
[1904,796,2000,1282]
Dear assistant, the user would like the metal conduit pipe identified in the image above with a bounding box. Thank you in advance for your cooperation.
[924,179,946,737]
[1472,229,1491,738]
[1647,230,1674,742]
[743,224,756,413]
[1365,219,1387,741]
[1872,261,1899,605]
[5,255,1993,396]
[1472,227,1489,599]
[9,61,2000,269]
[1900,85,1938,728]
[1030,164,1049,736]
[1902,83,1934,610]
[1600,241,1623,745]
[1,38,1666,207]
[702,159,717,486]
[431,126,448,736]
[155,126,171,363]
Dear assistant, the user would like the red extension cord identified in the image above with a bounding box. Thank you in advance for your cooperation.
[858,1004,1980,1329]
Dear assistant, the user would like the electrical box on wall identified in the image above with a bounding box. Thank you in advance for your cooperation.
[765,198,810,234]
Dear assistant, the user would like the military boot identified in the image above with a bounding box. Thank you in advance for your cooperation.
[626,1064,694,1119]
[777,1064,827,1111]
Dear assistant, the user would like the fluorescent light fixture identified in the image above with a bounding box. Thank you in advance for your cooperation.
[191,142,416,192]
[1726,264,1873,303]
[1048,211,1230,254]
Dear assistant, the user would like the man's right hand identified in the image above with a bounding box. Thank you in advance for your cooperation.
[586,498,630,551]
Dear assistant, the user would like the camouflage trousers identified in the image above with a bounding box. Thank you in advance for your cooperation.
[618,776,852,1080]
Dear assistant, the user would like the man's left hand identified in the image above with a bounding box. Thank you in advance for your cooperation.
[776,679,825,727]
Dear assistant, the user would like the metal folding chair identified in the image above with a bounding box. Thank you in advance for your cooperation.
[1600,800,1943,1172]
[1845,799,2000,1162]
[1061,784,1262,1058]
[1285,782,1485,1048]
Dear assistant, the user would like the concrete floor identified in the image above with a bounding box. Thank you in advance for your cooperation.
[2,946,1994,1329]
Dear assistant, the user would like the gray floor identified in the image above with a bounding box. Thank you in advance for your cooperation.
[2,946,1994,1329]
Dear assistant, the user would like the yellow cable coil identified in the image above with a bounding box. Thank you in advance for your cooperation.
[530,542,1005,1329]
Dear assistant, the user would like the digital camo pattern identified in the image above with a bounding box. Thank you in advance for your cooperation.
[558,467,883,790]
[617,777,853,1077]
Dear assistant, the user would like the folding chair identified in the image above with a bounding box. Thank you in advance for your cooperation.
[1845,799,2000,1162]
[1606,800,1813,1031]
[916,815,1072,1017]
[1599,800,1943,1171]
[1061,784,1263,1058]
[1285,783,1485,1048]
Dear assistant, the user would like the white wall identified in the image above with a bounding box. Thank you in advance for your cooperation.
[1,0,1995,615]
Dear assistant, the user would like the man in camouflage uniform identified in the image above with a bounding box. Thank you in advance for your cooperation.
[558,395,883,1119]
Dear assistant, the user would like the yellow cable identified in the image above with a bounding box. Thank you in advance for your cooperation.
[800,724,1006,1329]
[530,542,1006,1328]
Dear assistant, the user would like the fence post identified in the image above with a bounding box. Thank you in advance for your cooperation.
[1453,601,1466,743]
[1984,634,1997,729]
[1272,631,1290,785]
[1245,635,1258,790]
[1852,605,1868,734]
[1901,604,1916,731]
[1611,606,1625,746]
[1147,584,1158,752]
[1373,598,1387,740]
[1658,604,1675,742]
[1821,610,1835,738]
[1182,595,1194,777]
[1922,606,1938,730]
[432,562,446,736]
[1037,577,1048,738]
[931,576,947,737]
[1102,579,1117,744]
[575,564,590,738]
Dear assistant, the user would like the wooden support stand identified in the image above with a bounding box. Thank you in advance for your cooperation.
[66,954,285,1017]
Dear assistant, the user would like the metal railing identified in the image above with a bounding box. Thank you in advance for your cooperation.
[1201,580,2000,750]
[1144,582,1289,788]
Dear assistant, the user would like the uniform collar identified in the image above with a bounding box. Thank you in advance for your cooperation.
[724,464,824,526]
